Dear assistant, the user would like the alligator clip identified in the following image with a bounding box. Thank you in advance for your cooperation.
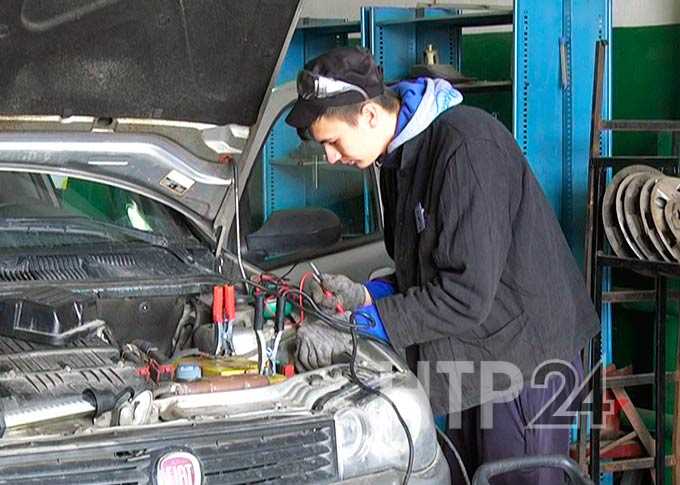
[212,286,225,356]
[213,285,236,356]
[223,284,236,355]
[309,262,345,314]
[266,293,287,375]
[253,292,267,375]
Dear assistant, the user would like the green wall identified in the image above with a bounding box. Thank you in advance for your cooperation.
[610,23,680,393]
[461,24,680,150]
[612,24,680,156]
[461,32,514,130]
[608,25,680,477]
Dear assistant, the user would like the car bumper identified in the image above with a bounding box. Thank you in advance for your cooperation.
[338,445,451,485]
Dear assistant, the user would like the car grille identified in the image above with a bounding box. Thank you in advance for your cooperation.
[0,416,339,484]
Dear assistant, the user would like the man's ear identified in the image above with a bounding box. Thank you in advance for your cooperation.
[360,102,380,128]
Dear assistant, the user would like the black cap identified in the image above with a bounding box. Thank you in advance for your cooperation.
[285,47,384,131]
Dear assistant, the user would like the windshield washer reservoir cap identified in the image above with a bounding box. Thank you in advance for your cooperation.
[175,362,202,382]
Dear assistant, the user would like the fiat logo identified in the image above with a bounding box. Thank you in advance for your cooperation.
[156,451,203,485]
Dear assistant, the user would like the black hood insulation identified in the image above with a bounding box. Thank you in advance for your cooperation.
[0,0,300,125]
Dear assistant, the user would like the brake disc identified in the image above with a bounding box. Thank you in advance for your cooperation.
[621,172,663,261]
[603,165,660,258]
[650,176,680,262]
[665,195,680,248]
[640,177,674,261]
[615,173,646,258]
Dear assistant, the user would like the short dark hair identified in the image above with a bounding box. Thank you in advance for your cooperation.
[319,89,400,125]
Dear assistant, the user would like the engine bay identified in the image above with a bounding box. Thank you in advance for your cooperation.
[0,278,305,439]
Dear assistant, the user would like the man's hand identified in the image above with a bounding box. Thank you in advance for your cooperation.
[308,273,371,312]
[295,319,352,371]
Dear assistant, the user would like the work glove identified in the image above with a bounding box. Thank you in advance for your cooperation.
[308,273,368,312]
[295,319,352,371]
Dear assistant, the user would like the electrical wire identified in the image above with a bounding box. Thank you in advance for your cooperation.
[348,323,414,485]
[298,271,314,324]
[242,277,351,328]
[268,332,283,374]
[231,161,248,285]
[436,428,471,485]
[242,277,391,351]
[241,275,417,482]
[279,262,299,280]
[257,273,289,285]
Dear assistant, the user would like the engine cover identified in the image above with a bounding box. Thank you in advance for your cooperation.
[0,333,146,405]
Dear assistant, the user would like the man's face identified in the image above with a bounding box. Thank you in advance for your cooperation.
[309,107,388,170]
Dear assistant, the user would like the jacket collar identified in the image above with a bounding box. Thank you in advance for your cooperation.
[399,129,427,171]
[375,128,426,171]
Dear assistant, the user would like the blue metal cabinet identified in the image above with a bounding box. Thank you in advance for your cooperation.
[360,7,468,82]
[360,6,514,131]
[261,20,379,238]
[514,0,612,263]
[514,0,613,371]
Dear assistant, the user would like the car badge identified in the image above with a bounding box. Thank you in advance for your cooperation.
[156,451,203,485]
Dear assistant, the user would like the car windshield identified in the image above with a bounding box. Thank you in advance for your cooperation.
[0,171,197,249]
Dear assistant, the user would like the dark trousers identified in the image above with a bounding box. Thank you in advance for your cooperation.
[442,359,583,484]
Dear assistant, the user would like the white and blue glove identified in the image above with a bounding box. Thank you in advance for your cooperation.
[301,275,397,371]
[352,279,396,344]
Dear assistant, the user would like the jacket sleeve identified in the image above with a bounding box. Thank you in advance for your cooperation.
[377,138,515,349]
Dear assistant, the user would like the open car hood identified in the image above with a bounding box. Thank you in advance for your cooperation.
[1,0,300,126]
[0,0,302,237]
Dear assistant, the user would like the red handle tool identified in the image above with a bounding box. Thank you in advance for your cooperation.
[212,286,224,325]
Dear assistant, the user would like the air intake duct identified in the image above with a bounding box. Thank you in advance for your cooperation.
[0,287,102,345]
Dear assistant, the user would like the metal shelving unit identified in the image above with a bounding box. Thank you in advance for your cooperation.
[584,40,680,485]
[261,18,378,237]
[360,6,513,89]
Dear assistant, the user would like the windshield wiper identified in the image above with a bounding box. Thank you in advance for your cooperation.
[67,216,171,246]
[0,217,196,265]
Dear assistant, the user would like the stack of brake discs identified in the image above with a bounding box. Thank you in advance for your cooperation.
[603,164,680,262]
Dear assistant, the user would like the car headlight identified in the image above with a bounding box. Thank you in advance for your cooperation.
[334,373,438,480]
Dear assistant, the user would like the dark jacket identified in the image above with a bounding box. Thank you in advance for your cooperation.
[375,105,599,414]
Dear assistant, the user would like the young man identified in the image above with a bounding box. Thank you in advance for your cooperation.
[286,47,598,484]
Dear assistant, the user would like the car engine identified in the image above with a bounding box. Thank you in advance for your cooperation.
[0,331,147,436]
[0,281,299,439]
[0,270,446,485]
